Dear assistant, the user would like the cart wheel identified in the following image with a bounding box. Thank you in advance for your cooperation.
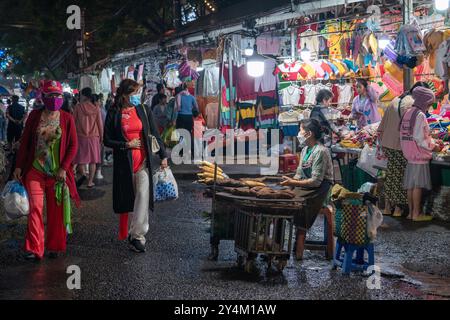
[244,260,253,273]
[267,256,273,270]
[277,259,287,272]
[237,256,244,268]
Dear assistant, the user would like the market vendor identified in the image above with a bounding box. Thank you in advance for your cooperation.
[281,119,333,259]
[351,79,381,128]
[310,88,341,146]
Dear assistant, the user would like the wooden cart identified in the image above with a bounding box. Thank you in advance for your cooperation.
[215,192,303,272]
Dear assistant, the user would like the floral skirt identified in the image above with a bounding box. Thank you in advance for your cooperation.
[384,148,408,206]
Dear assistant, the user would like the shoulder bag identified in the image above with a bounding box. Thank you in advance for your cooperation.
[141,104,161,154]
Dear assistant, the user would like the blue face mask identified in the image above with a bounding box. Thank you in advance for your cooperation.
[129,94,141,107]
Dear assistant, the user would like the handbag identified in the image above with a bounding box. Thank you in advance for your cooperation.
[141,105,161,154]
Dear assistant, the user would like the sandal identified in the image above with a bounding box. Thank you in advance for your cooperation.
[412,215,433,222]
[393,208,403,218]
[87,184,95,189]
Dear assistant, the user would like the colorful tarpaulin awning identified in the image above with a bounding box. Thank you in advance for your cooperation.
[0,85,11,96]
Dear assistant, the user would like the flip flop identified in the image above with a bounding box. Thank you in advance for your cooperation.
[87,184,96,189]
[412,215,433,222]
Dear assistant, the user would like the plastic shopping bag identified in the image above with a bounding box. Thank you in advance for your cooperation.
[161,126,179,148]
[1,180,30,220]
[357,144,379,178]
[153,168,178,202]
[366,202,383,240]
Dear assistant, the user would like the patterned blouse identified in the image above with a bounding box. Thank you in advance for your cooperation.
[294,143,333,188]
[33,111,62,174]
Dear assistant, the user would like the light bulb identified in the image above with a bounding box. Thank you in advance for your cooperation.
[378,36,390,50]
[435,0,449,11]
[300,45,311,61]
[244,43,254,56]
[247,61,265,77]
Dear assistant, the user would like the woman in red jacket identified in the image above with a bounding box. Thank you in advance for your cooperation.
[13,80,80,261]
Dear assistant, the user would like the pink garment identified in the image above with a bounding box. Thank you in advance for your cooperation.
[400,108,435,164]
[73,101,103,138]
[256,37,281,55]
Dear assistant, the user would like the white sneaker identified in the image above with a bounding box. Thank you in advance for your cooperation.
[95,171,104,180]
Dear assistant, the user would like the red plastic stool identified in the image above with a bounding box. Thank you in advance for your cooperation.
[279,154,299,173]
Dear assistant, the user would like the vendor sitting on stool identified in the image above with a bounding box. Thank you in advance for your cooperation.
[281,119,334,260]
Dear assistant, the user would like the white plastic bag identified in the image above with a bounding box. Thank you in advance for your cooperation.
[357,144,379,178]
[366,202,383,240]
[153,168,178,202]
[1,181,30,220]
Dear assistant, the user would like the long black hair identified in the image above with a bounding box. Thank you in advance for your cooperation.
[113,79,140,110]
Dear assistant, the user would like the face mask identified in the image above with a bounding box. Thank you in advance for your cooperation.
[42,97,64,111]
[297,132,311,147]
[129,94,141,107]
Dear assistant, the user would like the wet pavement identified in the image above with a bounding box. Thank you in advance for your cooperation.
[0,167,449,300]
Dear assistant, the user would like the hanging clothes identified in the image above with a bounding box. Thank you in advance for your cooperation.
[256,36,281,55]
[254,59,277,93]
[236,65,256,101]
[280,86,302,106]
[298,29,320,60]
[202,59,220,97]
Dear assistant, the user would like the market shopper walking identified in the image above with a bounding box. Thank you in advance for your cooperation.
[104,79,168,253]
[281,119,333,259]
[6,95,26,149]
[92,94,106,180]
[0,103,6,142]
[378,82,430,217]
[151,83,165,111]
[351,79,381,128]
[73,88,103,188]
[153,94,169,134]
[13,80,80,260]
[400,86,442,222]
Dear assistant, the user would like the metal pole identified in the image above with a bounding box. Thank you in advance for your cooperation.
[403,0,414,91]
[291,27,297,154]
[228,40,235,128]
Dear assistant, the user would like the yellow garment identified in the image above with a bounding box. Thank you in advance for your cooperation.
[302,63,316,79]
[385,60,403,82]
[331,60,347,76]
[325,22,343,58]
[339,140,362,149]
[236,106,256,121]
[331,184,362,201]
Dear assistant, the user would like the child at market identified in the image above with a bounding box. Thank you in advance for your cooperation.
[400,86,442,222]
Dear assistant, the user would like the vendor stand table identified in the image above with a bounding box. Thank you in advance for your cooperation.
[431,158,450,187]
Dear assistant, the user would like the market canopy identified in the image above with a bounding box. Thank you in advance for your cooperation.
[0,85,11,96]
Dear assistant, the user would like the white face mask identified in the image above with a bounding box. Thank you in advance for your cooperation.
[297,132,308,146]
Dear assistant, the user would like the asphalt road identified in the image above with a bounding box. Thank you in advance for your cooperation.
[0,167,449,300]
